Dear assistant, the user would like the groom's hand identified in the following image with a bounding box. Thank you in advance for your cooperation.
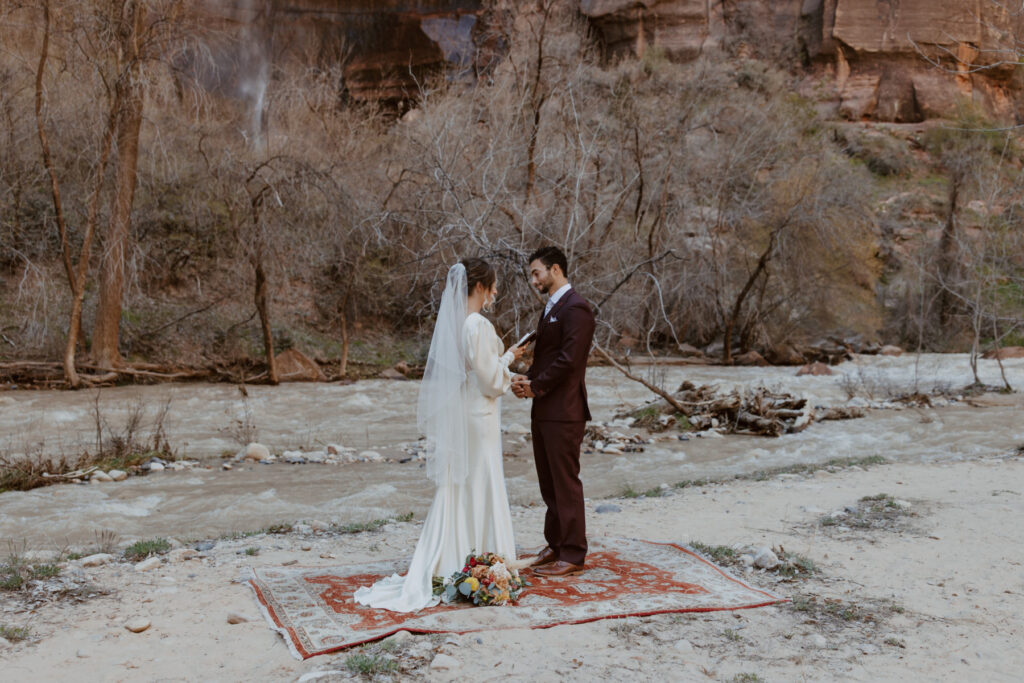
[512,376,535,399]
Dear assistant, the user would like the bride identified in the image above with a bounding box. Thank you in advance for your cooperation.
[354,258,527,612]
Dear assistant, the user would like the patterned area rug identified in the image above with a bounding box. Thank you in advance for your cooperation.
[249,537,787,660]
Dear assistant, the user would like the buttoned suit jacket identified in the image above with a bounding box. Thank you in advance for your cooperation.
[527,288,596,422]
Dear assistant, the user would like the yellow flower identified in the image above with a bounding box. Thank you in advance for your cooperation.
[465,577,480,592]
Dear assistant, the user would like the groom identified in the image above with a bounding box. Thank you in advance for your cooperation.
[512,246,595,577]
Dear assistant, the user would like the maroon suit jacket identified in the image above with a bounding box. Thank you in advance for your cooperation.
[527,288,596,422]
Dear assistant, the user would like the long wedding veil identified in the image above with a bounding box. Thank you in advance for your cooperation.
[417,263,470,486]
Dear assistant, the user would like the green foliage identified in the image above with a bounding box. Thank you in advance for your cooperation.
[344,653,399,676]
[123,538,171,562]
[244,547,259,556]
[689,542,738,564]
[0,624,31,642]
[834,127,914,177]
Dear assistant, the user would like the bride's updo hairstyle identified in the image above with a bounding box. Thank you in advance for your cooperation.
[460,257,496,294]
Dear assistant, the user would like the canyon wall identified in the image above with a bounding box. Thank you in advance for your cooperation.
[213,0,1023,121]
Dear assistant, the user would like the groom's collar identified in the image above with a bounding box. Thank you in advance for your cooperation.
[547,283,572,307]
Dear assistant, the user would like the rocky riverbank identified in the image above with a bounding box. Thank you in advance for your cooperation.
[2,450,1022,681]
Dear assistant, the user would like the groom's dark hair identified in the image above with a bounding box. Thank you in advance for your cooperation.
[528,246,568,276]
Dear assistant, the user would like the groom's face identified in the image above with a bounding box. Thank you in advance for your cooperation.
[529,259,556,295]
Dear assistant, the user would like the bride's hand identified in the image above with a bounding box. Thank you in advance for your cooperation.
[509,344,528,362]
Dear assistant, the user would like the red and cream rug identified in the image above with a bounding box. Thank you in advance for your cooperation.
[248,537,787,660]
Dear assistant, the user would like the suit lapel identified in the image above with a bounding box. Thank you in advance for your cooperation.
[545,288,573,323]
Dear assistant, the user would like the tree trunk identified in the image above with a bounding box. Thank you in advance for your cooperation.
[338,289,352,378]
[35,0,114,388]
[724,232,777,364]
[92,2,145,369]
[253,249,278,384]
[937,178,960,330]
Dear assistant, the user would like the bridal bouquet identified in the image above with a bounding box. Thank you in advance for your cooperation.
[432,552,527,607]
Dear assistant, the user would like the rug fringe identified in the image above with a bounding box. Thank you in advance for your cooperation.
[247,567,307,661]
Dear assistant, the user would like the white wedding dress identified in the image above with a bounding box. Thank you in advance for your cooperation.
[354,312,517,612]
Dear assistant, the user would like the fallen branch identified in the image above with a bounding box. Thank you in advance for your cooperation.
[593,343,687,414]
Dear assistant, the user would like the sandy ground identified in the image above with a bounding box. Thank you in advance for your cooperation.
[2,452,1023,682]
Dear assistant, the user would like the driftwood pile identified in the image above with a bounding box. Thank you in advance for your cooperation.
[625,381,864,437]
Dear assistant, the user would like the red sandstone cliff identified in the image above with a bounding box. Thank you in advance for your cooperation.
[210,0,1022,121]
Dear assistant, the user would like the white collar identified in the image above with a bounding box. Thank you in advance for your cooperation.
[547,283,571,308]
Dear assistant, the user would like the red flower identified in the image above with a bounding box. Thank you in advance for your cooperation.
[469,558,478,567]
[462,565,470,573]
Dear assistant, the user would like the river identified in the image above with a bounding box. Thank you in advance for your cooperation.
[1,353,1021,546]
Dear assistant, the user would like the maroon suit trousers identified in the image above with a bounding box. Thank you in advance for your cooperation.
[531,419,587,565]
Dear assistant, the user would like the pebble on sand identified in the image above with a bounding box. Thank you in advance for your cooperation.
[595,504,621,514]
[168,548,198,563]
[125,618,151,633]
[430,653,461,670]
[806,634,827,649]
[753,547,780,570]
[81,553,114,567]
[245,443,271,462]
[226,612,250,624]
[134,557,162,572]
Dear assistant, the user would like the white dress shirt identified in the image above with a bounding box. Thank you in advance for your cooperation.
[544,283,572,317]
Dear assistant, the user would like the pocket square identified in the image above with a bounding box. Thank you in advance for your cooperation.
[548,315,558,323]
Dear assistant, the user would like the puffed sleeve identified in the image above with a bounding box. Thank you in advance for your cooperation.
[465,316,514,399]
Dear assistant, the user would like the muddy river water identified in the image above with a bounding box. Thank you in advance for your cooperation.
[1,354,1022,546]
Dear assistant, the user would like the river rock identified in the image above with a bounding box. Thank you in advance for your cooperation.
[797,362,832,376]
[386,630,413,645]
[982,346,1024,359]
[806,634,827,649]
[732,350,769,366]
[246,443,271,462]
[879,345,903,356]
[753,547,780,570]
[739,554,755,568]
[379,367,407,380]
[134,557,162,572]
[595,504,621,514]
[91,470,113,483]
[297,672,345,683]
[168,548,198,563]
[504,423,529,435]
[310,520,330,532]
[108,469,128,481]
[674,638,695,654]
[359,450,383,462]
[80,553,114,567]
[125,618,151,633]
[148,462,165,472]
[430,653,461,670]
[282,451,307,464]
[275,348,327,382]
[195,541,215,552]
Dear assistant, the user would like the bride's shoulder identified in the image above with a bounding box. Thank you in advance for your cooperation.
[465,312,495,334]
